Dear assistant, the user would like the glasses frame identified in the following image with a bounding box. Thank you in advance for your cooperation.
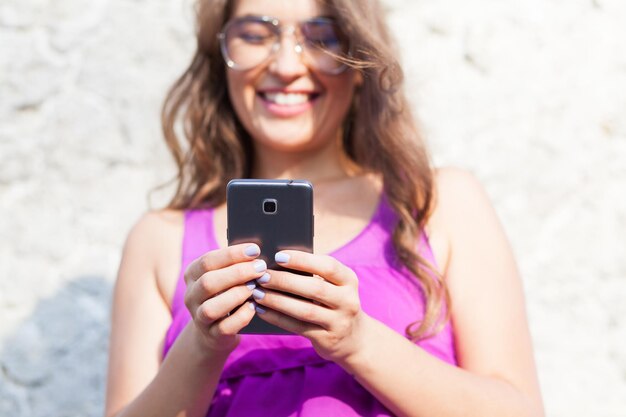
[217,15,352,75]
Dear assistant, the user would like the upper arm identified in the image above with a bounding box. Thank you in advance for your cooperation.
[105,210,183,417]
[431,168,543,409]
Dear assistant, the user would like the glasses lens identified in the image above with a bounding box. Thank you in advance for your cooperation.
[300,19,349,73]
[222,18,276,70]
[220,17,350,74]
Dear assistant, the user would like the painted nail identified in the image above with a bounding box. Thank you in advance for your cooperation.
[255,304,267,315]
[248,301,256,310]
[275,252,290,264]
[253,260,267,273]
[246,281,256,291]
[244,244,261,257]
[257,272,270,284]
[252,288,265,300]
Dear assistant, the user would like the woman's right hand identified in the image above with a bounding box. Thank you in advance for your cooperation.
[183,243,265,355]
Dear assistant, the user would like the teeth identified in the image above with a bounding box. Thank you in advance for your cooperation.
[264,92,310,105]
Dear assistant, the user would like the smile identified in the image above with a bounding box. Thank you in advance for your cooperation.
[258,91,320,105]
[257,91,320,117]
[265,92,309,105]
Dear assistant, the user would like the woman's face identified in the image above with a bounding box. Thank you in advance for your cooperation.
[225,0,361,155]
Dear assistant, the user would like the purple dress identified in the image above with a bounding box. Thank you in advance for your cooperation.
[163,196,457,416]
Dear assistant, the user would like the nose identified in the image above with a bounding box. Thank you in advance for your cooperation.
[268,28,308,79]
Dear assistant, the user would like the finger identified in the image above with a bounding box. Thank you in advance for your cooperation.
[187,258,266,307]
[211,301,257,337]
[254,304,323,338]
[257,269,342,308]
[195,284,256,326]
[184,243,261,285]
[252,288,334,328]
[274,251,358,286]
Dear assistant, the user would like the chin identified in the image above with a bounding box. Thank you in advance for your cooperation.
[258,136,317,153]
[254,122,319,148]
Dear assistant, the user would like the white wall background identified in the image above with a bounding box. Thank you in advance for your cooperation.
[1,0,625,416]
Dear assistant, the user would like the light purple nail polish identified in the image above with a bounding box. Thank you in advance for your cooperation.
[255,304,267,314]
[252,288,265,300]
[248,301,256,310]
[257,272,270,284]
[246,281,256,291]
[275,252,290,263]
[253,259,267,272]
[245,244,260,257]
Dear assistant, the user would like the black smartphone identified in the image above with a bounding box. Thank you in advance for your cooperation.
[227,179,314,334]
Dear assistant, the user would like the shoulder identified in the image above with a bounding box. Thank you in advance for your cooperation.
[428,166,518,287]
[425,167,500,273]
[430,166,496,229]
[121,209,185,303]
[124,209,185,256]
[433,166,491,210]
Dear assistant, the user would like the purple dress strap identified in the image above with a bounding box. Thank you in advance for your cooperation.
[163,209,218,356]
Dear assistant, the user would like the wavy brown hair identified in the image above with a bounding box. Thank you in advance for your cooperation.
[160,0,450,340]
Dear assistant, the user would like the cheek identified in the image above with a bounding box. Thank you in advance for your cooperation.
[226,71,254,122]
[327,79,357,117]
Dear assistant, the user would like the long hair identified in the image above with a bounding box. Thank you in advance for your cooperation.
[160,0,450,340]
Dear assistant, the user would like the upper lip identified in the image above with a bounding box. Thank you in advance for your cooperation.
[257,88,320,95]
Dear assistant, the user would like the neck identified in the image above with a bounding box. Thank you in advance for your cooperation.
[250,137,362,187]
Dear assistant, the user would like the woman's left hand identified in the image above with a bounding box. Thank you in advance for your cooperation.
[251,250,369,366]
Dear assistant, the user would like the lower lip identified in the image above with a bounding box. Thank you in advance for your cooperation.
[258,94,318,117]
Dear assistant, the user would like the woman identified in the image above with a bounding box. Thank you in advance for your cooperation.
[105,0,544,416]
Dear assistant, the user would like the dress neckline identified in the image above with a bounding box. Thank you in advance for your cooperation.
[204,193,387,256]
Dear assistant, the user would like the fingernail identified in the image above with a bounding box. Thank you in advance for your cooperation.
[244,244,260,257]
[252,288,265,300]
[275,252,290,264]
[257,272,270,284]
[253,260,267,272]
[255,304,267,314]
[248,301,256,310]
[246,281,256,291]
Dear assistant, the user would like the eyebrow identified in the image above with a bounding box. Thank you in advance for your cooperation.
[232,14,335,22]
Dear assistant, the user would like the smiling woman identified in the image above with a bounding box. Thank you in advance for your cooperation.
[104,0,545,416]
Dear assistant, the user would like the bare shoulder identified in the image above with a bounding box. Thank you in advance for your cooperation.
[121,209,184,306]
[425,167,495,274]
[432,167,492,215]
[432,166,507,244]
[127,209,184,240]
[123,209,184,266]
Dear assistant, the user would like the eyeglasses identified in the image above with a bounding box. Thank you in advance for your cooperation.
[217,15,351,75]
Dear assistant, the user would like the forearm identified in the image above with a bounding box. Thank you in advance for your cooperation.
[342,317,544,417]
[110,324,227,417]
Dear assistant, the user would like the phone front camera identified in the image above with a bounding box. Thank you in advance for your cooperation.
[263,199,277,214]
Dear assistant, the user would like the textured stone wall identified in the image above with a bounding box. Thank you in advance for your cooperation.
[1,0,624,416]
